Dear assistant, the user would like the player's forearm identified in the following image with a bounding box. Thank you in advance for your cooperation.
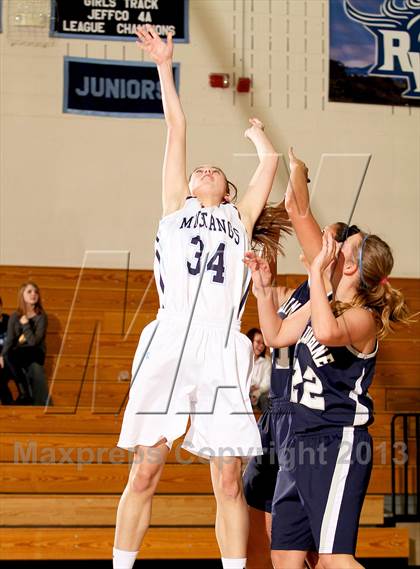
[157,60,185,129]
[271,286,280,311]
[249,128,278,165]
[246,131,278,208]
[309,269,339,343]
[256,294,283,346]
[247,160,278,207]
[285,167,322,263]
[285,165,310,218]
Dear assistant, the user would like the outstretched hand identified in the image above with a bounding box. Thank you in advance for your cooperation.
[244,117,265,142]
[244,251,272,299]
[311,232,337,274]
[135,24,173,65]
[288,147,310,183]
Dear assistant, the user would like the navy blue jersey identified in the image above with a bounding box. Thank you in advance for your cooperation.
[270,281,310,399]
[291,320,377,432]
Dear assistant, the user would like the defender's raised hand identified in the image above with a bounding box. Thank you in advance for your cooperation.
[135,24,173,65]
[288,147,310,183]
[244,251,272,299]
[311,231,337,275]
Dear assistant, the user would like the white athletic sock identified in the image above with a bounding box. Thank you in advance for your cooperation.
[113,547,138,569]
[221,557,247,569]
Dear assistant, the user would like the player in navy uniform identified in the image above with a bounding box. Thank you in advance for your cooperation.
[245,143,364,567]
[246,149,407,567]
[112,26,291,569]
[244,278,310,568]
[245,227,412,568]
[244,223,356,569]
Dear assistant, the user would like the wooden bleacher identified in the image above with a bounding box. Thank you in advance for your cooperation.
[0,266,418,561]
[0,408,410,560]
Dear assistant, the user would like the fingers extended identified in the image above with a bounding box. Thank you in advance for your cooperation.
[145,24,159,39]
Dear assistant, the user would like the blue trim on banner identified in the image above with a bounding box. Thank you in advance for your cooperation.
[50,0,189,43]
[50,0,56,38]
[63,56,180,119]
[0,0,3,33]
[183,0,189,43]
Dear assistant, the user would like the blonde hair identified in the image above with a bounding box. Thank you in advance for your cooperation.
[333,233,414,339]
[252,200,293,262]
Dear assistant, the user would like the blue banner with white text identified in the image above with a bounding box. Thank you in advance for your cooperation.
[63,57,179,118]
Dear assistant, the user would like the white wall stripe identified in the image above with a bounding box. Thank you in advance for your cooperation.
[319,426,354,553]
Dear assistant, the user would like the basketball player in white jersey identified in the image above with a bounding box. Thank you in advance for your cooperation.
[112,26,290,569]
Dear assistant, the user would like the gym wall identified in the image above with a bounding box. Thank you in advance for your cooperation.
[0,0,418,276]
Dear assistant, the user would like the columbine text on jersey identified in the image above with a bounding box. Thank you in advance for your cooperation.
[297,326,335,368]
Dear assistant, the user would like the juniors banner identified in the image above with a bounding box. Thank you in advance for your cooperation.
[329,0,420,106]
[63,57,180,118]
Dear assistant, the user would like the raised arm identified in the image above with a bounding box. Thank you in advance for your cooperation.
[136,25,188,216]
[252,246,302,322]
[237,119,279,238]
[244,252,310,348]
[285,147,323,264]
[309,233,376,349]
[266,243,295,311]
[272,284,295,312]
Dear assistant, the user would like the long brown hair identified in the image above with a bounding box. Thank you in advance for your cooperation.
[251,200,293,262]
[17,282,44,316]
[333,233,414,339]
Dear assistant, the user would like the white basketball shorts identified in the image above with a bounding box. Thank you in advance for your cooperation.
[117,309,263,458]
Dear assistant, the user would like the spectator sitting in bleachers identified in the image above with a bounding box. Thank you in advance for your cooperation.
[0,297,13,405]
[0,282,51,406]
[246,327,271,412]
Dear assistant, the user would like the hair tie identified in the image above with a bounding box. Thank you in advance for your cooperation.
[380,277,389,285]
[358,234,370,288]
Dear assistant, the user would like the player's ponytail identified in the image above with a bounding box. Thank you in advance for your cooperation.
[251,200,293,262]
[374,279,413,339]
[334,234,415,339]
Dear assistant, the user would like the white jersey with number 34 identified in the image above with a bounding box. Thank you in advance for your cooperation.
[154,197,251,321]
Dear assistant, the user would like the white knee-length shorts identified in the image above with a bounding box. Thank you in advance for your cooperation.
[117,309,263,458]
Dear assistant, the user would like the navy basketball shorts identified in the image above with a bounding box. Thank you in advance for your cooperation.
[243,399,294,513]
[271,426,373,554]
